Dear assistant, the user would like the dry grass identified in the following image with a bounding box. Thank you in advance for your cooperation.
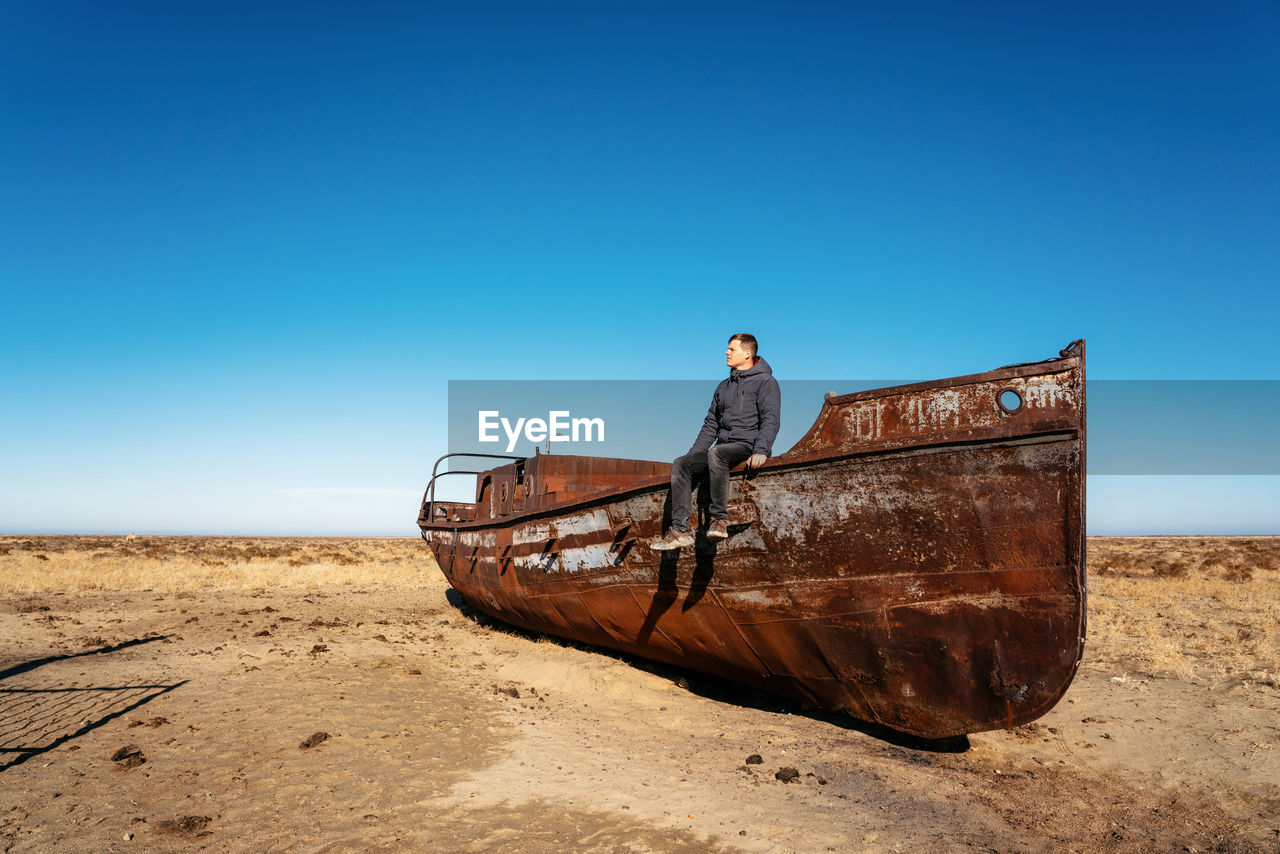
[0,535,435,595]
[2,534,1276,690]
[1087,537,1280,687]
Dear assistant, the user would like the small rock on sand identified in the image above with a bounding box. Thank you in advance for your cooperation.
[299,731,331,749]
[154,815,212,837]
[111,745,146,769]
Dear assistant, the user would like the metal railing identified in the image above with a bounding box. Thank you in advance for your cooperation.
[420,452,526,526]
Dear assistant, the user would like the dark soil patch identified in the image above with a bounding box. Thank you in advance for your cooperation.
[111,745,146,769]
[154,815,212,837]
[299,731,331,749]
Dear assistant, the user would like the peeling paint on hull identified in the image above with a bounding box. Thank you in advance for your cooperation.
[419,342,1087,739]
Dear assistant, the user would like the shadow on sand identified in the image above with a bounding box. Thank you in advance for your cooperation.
[0,636,186,771]
[443,588,969,754]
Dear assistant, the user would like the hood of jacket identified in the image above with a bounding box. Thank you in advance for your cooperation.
[729,356,772,382]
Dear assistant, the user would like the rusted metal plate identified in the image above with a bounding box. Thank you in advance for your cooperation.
[418,341,1086,738]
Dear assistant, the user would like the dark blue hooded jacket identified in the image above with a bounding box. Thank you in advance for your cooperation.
[688,357,781,457]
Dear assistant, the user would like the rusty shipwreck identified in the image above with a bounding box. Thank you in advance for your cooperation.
[417,341,1086,738]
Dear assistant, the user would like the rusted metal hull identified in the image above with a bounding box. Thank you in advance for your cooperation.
[418,342,1086,738]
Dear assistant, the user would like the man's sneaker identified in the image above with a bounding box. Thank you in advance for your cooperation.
[706,519,729,541]
[651,529,694,551]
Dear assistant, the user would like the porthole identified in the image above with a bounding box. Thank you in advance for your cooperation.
[997,388,1023,414]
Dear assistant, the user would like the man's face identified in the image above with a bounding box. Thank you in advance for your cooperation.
[726,339,754,371]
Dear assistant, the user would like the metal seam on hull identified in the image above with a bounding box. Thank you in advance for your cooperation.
[727,590,1077,626]
[712,563,1077,594]
[434,515,1071,569]
[491,579,641,595]
[622,584,682,650]
[709,588,774,677]
[553,591,617,641]
[574,591,644,647]
[421,432,1079,533]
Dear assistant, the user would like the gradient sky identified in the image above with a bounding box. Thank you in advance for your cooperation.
[3,2,1277,535]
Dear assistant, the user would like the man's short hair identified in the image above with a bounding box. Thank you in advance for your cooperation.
[729,333,758,358]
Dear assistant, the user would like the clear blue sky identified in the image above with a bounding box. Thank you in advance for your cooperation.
[2,2,1277,535]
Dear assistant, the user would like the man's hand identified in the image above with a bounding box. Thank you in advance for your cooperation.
[746,453,768,469]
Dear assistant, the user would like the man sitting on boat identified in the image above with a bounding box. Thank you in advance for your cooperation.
[651,333,781,550]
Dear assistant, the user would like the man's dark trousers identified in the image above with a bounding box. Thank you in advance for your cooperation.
[669,442,753,534]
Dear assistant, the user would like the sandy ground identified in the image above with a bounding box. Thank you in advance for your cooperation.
[1,538,1278,853]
